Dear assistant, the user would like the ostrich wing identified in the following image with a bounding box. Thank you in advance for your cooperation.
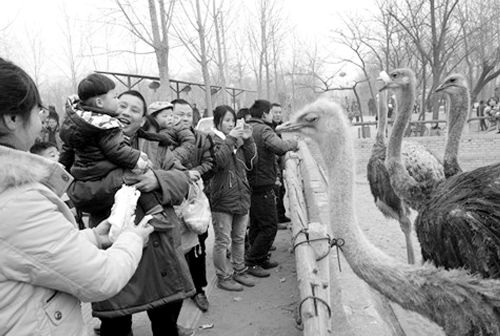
[402,141,444,185]
[416,163,500,278]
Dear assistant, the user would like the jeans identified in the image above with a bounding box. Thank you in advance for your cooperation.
[99,300,183,336]
[212,211,249,279]
[184,231,208,293]
[246,188,278,265]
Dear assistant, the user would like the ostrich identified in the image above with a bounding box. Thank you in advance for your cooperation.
[434,74,470,178]
[382,68,500,278]
[367,84,443,264]
[277,99,500,336]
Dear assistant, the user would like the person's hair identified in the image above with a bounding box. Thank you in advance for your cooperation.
[78,73,115,105]
[171,98,191,108]
[213,105,236,130]
[0,57,42,129]
[48,111,59,123]
[30,141,57,155]
[480,100,484,104]
[236,108,250,120]
[249,99,271,118]
[271,103,281,108]
[118,90,147,116]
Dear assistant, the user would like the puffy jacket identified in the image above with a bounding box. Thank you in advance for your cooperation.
[59,98,141,181]
[247,118,297,189]
[0,145,144,336]
[67,131,195,317]
[209,129,257,214]
[185,128,215,182]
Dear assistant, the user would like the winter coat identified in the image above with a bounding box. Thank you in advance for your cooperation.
[0,145,144,336]
[184,128,215,182]
[59,97,141,181]
[209,129,257,215]
[247,118,297,190]
[159,125,196,167]
[66,132,195,317]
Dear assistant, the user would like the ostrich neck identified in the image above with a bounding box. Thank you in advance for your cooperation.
[387,87,414,160]
[375,92,388,145]
[444,89,469,176]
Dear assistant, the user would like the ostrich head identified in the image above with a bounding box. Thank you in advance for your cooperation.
[378,68,416,92]
[435,74,468,95]
[276,99,349,148]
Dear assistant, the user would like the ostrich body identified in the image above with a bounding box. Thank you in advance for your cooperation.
[367,87,443,264]
[278,99,500,335]
[384,69,500,279]
[435,74,470,178]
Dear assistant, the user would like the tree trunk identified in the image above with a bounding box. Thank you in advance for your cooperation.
[149,0,171,100]
[196,0,213,116]
[213,2,227,104]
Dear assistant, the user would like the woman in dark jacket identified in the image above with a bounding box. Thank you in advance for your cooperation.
[210,105,257,291]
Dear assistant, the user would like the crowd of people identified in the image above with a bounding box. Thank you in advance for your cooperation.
[0,57,298,336]
[473,97,500,132]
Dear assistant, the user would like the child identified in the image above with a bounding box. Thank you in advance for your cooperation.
[29,141,60,161]
[60,73,162,215]
[144,101,195,167]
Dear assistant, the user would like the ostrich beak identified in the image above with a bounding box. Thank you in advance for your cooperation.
[377,70,391,92]
[276,120,306,133]
[434,83,447,93]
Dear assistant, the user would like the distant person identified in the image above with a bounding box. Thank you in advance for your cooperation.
[39,109,62,150]
[478,100,487,131]
[192,103,201,127]
[0,56,153,336]
[246,100,298,277]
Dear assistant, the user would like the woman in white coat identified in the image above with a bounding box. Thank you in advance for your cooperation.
[0,58,154,335]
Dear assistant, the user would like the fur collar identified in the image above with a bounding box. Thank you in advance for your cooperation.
[0,145,73,197]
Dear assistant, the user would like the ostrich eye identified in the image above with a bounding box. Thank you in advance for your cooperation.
[304,114,319,123]
[450,78,456,83]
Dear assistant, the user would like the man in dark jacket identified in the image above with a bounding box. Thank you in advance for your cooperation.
[173,98,215,313]
[246,100,298,277]
[66,90,194,336]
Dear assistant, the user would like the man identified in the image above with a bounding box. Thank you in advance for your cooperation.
[172,98,214,312]
[270,103,290,226]
[246,100,298,277]
[66,90,194,336]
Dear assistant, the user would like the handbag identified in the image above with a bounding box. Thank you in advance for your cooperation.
[179,179,211,234]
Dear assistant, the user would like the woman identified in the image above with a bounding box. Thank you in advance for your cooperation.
[0,57,153,336]
[210,105,257,291]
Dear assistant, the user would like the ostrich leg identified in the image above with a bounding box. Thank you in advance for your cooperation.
[399,216,415,264]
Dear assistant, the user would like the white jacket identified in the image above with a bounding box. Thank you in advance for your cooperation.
[0,145,143,336]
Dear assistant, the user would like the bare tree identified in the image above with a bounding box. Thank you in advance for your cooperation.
[174,0,214,115]
[115,0,175,100]
[24,29,45,87]
[212,0,229,104]
[59,3,81,93]
[388,0,461,119]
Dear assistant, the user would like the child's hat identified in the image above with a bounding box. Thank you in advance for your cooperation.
[148,101,173,116]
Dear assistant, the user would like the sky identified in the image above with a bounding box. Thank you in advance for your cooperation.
[0,0,376,86]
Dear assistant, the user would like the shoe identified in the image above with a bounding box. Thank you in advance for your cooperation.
[192,292,209,312]
[269,245,277,251]
[261,259,279,269]
[217,278,244,291]
[277,223,288,230]
[233,271,256,287]
[178,325,195,336]
[278,215,291,223]
[246,265,270,278]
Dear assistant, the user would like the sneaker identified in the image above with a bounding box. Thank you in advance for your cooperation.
[192,292,209,312]
[246,265,270,278]
[217,278,244,291]
[233,271,256,287]
[261,259,279,269]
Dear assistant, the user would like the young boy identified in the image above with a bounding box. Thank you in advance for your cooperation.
[60,73,162,215]
[146,101,195,167]
[30,141,60,161]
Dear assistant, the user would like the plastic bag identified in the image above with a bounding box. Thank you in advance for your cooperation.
[108,185,141,242]
[179,179,211,234]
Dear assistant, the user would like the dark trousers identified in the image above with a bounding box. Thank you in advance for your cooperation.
[246,188,278,265]
[274,182,286,221]
[184,231,208,294]
[99,300,183,336]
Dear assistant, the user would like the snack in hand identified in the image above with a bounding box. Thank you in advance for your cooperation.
[108,185,141,242]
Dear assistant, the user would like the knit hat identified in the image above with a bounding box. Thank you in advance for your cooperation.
[148,101,173,116]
